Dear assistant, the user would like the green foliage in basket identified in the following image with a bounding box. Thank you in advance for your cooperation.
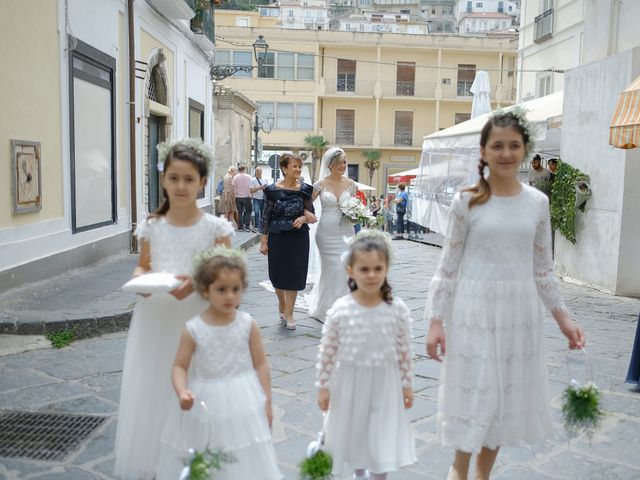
[186,448,235,480]
[561,382,604,439]
[550,160,591,244]
[299,450,333,480]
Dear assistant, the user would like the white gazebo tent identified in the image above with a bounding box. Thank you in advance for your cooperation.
[412,91,563,233]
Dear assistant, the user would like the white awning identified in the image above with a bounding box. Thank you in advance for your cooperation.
[422,91,564,153]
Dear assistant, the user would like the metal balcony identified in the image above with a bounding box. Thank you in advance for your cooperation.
[534,9,554,43]
[190,3,215,52]
[149,0,195,20]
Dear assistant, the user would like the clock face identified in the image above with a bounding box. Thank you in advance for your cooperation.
[17,152,39,204]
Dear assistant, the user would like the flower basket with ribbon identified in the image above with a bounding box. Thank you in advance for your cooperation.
[561,348,604,440]
[179,401,235,480]
[299,414,333,480]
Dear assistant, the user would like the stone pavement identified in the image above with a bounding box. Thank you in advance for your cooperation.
[1,240,640,479]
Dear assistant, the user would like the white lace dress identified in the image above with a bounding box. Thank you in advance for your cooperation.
[425,185,569,453]
[307,182,357,322]
[156,312,282,480]
[317,295,416,475]
[114,214,234,480]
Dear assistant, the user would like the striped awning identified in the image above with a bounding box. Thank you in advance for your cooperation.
[610,75,640,149]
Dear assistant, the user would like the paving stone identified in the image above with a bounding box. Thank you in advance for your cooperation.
[537,450,640,479]
[70,418,117,467]
[0,368,60,391]
[0,381,94,410]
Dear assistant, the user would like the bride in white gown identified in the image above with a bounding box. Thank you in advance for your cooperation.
[307,147,357,322]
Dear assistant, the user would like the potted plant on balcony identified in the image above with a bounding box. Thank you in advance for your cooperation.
[191,0,211,32]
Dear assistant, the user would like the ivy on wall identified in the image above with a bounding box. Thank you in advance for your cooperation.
[550,160,591,244]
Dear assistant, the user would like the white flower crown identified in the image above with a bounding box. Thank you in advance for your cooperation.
[156,137,214,172]
[193,246,247,272]
[491,105,538,155]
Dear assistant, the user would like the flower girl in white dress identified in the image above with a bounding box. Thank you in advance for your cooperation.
[425,110,586,480]
[316,231,416,480]
[114,139,233,479]
[156,248,282,479]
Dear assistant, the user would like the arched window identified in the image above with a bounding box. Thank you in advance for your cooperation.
[146,65,167,105]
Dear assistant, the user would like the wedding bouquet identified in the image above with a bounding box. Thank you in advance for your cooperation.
[340,198,383,228]
[299,430,333,480]
[561,380,603,440]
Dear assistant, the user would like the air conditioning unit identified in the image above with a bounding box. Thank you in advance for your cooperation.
[299,151,311,163]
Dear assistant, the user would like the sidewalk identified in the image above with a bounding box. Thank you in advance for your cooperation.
[0,231,260,337]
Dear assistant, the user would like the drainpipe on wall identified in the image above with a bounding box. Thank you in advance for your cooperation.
[128,0,138,253]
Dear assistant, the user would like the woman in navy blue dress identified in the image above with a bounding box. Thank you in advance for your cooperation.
[626,313,640,389]
[260,154,315,331]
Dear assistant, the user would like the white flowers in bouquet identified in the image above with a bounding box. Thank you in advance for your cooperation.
[340,197,381,227]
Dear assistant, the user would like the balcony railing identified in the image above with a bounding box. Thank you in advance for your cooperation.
[534,8,554,43]
[191,2,215,50]
[381,81,437,98]
[322,129,422,148]
[323,79,376,96]
[457,81,473,97]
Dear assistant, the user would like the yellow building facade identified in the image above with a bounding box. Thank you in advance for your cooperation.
[214,10,517,190]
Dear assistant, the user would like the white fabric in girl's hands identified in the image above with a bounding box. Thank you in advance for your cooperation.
[121,272,182,294]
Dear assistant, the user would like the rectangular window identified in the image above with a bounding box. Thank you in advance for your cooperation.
[396,62,415,96]
[336,109,355,144]
[394,111,413,146]
[232,50,252,78]
[296,54,314,80]
[537,73,552,97]
[69,39,116,233]
[258,102,313,131]
[296,103,314,130]
[498,1,504,13]
[236,17,249,27]
[276,103,294,129]
[476,1,483,7]
[278,53,295,80]
[258,52,275,78]
[457,64,475,96]
[455,112,471,124]
[466,1,472,12]
[542,0,553,11]
[337,59,356,92]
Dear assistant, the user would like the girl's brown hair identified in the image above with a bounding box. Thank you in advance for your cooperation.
[279,153,302,176]
[345,235,393,304]
[153,144,209,217]
[193,254,248,294]
[463,111,531,208]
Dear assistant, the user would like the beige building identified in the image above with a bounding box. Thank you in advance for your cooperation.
[1,0,218,288]
[214,10,517,189]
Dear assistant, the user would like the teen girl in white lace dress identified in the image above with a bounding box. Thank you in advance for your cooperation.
[317,232,416,480]
[114,140,233,479]
[425,111,585,480]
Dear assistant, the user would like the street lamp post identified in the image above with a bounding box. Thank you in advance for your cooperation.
[253,111,273,171]
[209,34,269,81]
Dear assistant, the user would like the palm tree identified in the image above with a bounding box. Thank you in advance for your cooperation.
[304,134,329,183]
[361,149,381,187]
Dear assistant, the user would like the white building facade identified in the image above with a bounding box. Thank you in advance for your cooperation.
[0,0,217,288]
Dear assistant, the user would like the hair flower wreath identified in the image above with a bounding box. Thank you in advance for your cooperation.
[192,246,247,272]
[339,229,394,266]
[156,137,215,172]
[491,105,538,155]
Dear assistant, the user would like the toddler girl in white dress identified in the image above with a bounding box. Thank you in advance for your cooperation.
[316,231,416,480]
[156,248,282,480]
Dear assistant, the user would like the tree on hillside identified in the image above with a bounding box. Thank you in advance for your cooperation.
[361,149,381,187]
[304,134,329,183]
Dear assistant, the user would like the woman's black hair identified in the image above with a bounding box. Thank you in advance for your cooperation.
[345,235,393,304]
[152,144,209,217]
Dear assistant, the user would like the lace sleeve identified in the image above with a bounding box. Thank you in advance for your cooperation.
[424,193,469,325]
[394,300,413,388]
[533,198,568,313]
[261,188,275,233]
[315,310,340,388]
[349,182,357,196]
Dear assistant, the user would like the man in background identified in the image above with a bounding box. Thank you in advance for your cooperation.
[528,154,552,197]
[232,164,253,231]
[250,167,269,233]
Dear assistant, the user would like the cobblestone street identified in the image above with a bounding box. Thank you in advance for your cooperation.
[1,240,639,479]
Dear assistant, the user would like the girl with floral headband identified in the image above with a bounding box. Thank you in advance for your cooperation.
[316,231,416,480]
[425,110,585,480]
[156,248,281,479]
[114,139,234,479]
